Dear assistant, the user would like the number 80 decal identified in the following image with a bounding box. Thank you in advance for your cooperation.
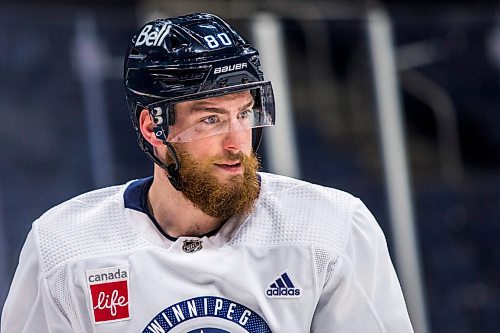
[203,33,233,49]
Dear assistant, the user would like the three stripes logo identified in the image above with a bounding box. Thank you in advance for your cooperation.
[265,272,302,298]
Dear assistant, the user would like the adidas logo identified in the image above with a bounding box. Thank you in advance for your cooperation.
[265,272,302,298]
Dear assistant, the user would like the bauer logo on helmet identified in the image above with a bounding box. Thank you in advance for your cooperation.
[214,62,248,75]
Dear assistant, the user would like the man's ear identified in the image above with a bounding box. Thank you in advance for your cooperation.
[138,109,164,147]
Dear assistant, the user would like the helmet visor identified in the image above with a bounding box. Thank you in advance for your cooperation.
[147,81,275,143]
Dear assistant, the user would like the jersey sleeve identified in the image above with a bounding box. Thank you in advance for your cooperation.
[311,199,414,332]
[1,227,73,332]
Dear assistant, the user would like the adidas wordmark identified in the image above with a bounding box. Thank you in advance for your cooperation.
[265,272,302,298]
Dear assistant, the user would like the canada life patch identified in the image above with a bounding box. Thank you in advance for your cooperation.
[86,266,130,324]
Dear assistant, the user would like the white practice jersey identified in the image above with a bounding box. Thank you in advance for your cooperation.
[2,173,413,332]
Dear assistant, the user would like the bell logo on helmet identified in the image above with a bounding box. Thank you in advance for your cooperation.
[214,62,248,75]
[135,24,171,47]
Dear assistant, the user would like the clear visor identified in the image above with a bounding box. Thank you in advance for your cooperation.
[148,81,275,143]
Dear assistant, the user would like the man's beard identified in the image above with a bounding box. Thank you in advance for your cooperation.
[166,146,261,220]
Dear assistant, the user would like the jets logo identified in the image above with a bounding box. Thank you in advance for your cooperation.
[187,329,229,333]
[142,296,271,333]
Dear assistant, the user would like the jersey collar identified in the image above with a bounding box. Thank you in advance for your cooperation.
[123,176,228,242]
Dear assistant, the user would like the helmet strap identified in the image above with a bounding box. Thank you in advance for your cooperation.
[253,127,263,152]
[164,142,183,191]
[138,137,183,191]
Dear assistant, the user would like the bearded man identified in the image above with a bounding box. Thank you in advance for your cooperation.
[2,13,414,333]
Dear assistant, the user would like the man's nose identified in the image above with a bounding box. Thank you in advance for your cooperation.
[222,128,248,152]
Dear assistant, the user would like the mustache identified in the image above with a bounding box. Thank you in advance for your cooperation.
[211,151,246,164]
[171,142,247,164]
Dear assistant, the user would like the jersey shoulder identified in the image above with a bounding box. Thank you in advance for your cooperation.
[233,172,362,255]
[33,181,148,275]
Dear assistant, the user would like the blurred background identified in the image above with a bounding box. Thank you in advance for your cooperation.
[0,0,498,332]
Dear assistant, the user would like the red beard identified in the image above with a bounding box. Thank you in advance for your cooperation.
[167,147,261,220]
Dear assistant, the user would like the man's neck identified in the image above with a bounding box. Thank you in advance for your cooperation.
[147,167,223,238]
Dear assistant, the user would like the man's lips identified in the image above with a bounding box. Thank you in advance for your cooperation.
[214,161,242,171]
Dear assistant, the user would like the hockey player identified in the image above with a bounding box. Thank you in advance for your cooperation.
[1,13,414,332]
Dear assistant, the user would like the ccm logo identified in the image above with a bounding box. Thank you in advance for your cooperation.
[214,62,248,74]
[135,24,171,47]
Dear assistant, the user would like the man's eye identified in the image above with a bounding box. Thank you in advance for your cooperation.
[202,115,219,124]
[238,109,253,119]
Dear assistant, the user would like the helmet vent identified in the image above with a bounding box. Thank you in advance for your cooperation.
[170,35,188,50]
[167,29,190,50]
[153,69,207,93]
[128,47,146,60]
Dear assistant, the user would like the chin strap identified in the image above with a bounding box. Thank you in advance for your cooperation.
[253,127,263,152]
[164,142,183,190]
[138,137,183,191]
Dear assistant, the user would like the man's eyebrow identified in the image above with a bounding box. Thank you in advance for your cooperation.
[189,99,254,113]
[241,99,255,110]
[189,105,227,114]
